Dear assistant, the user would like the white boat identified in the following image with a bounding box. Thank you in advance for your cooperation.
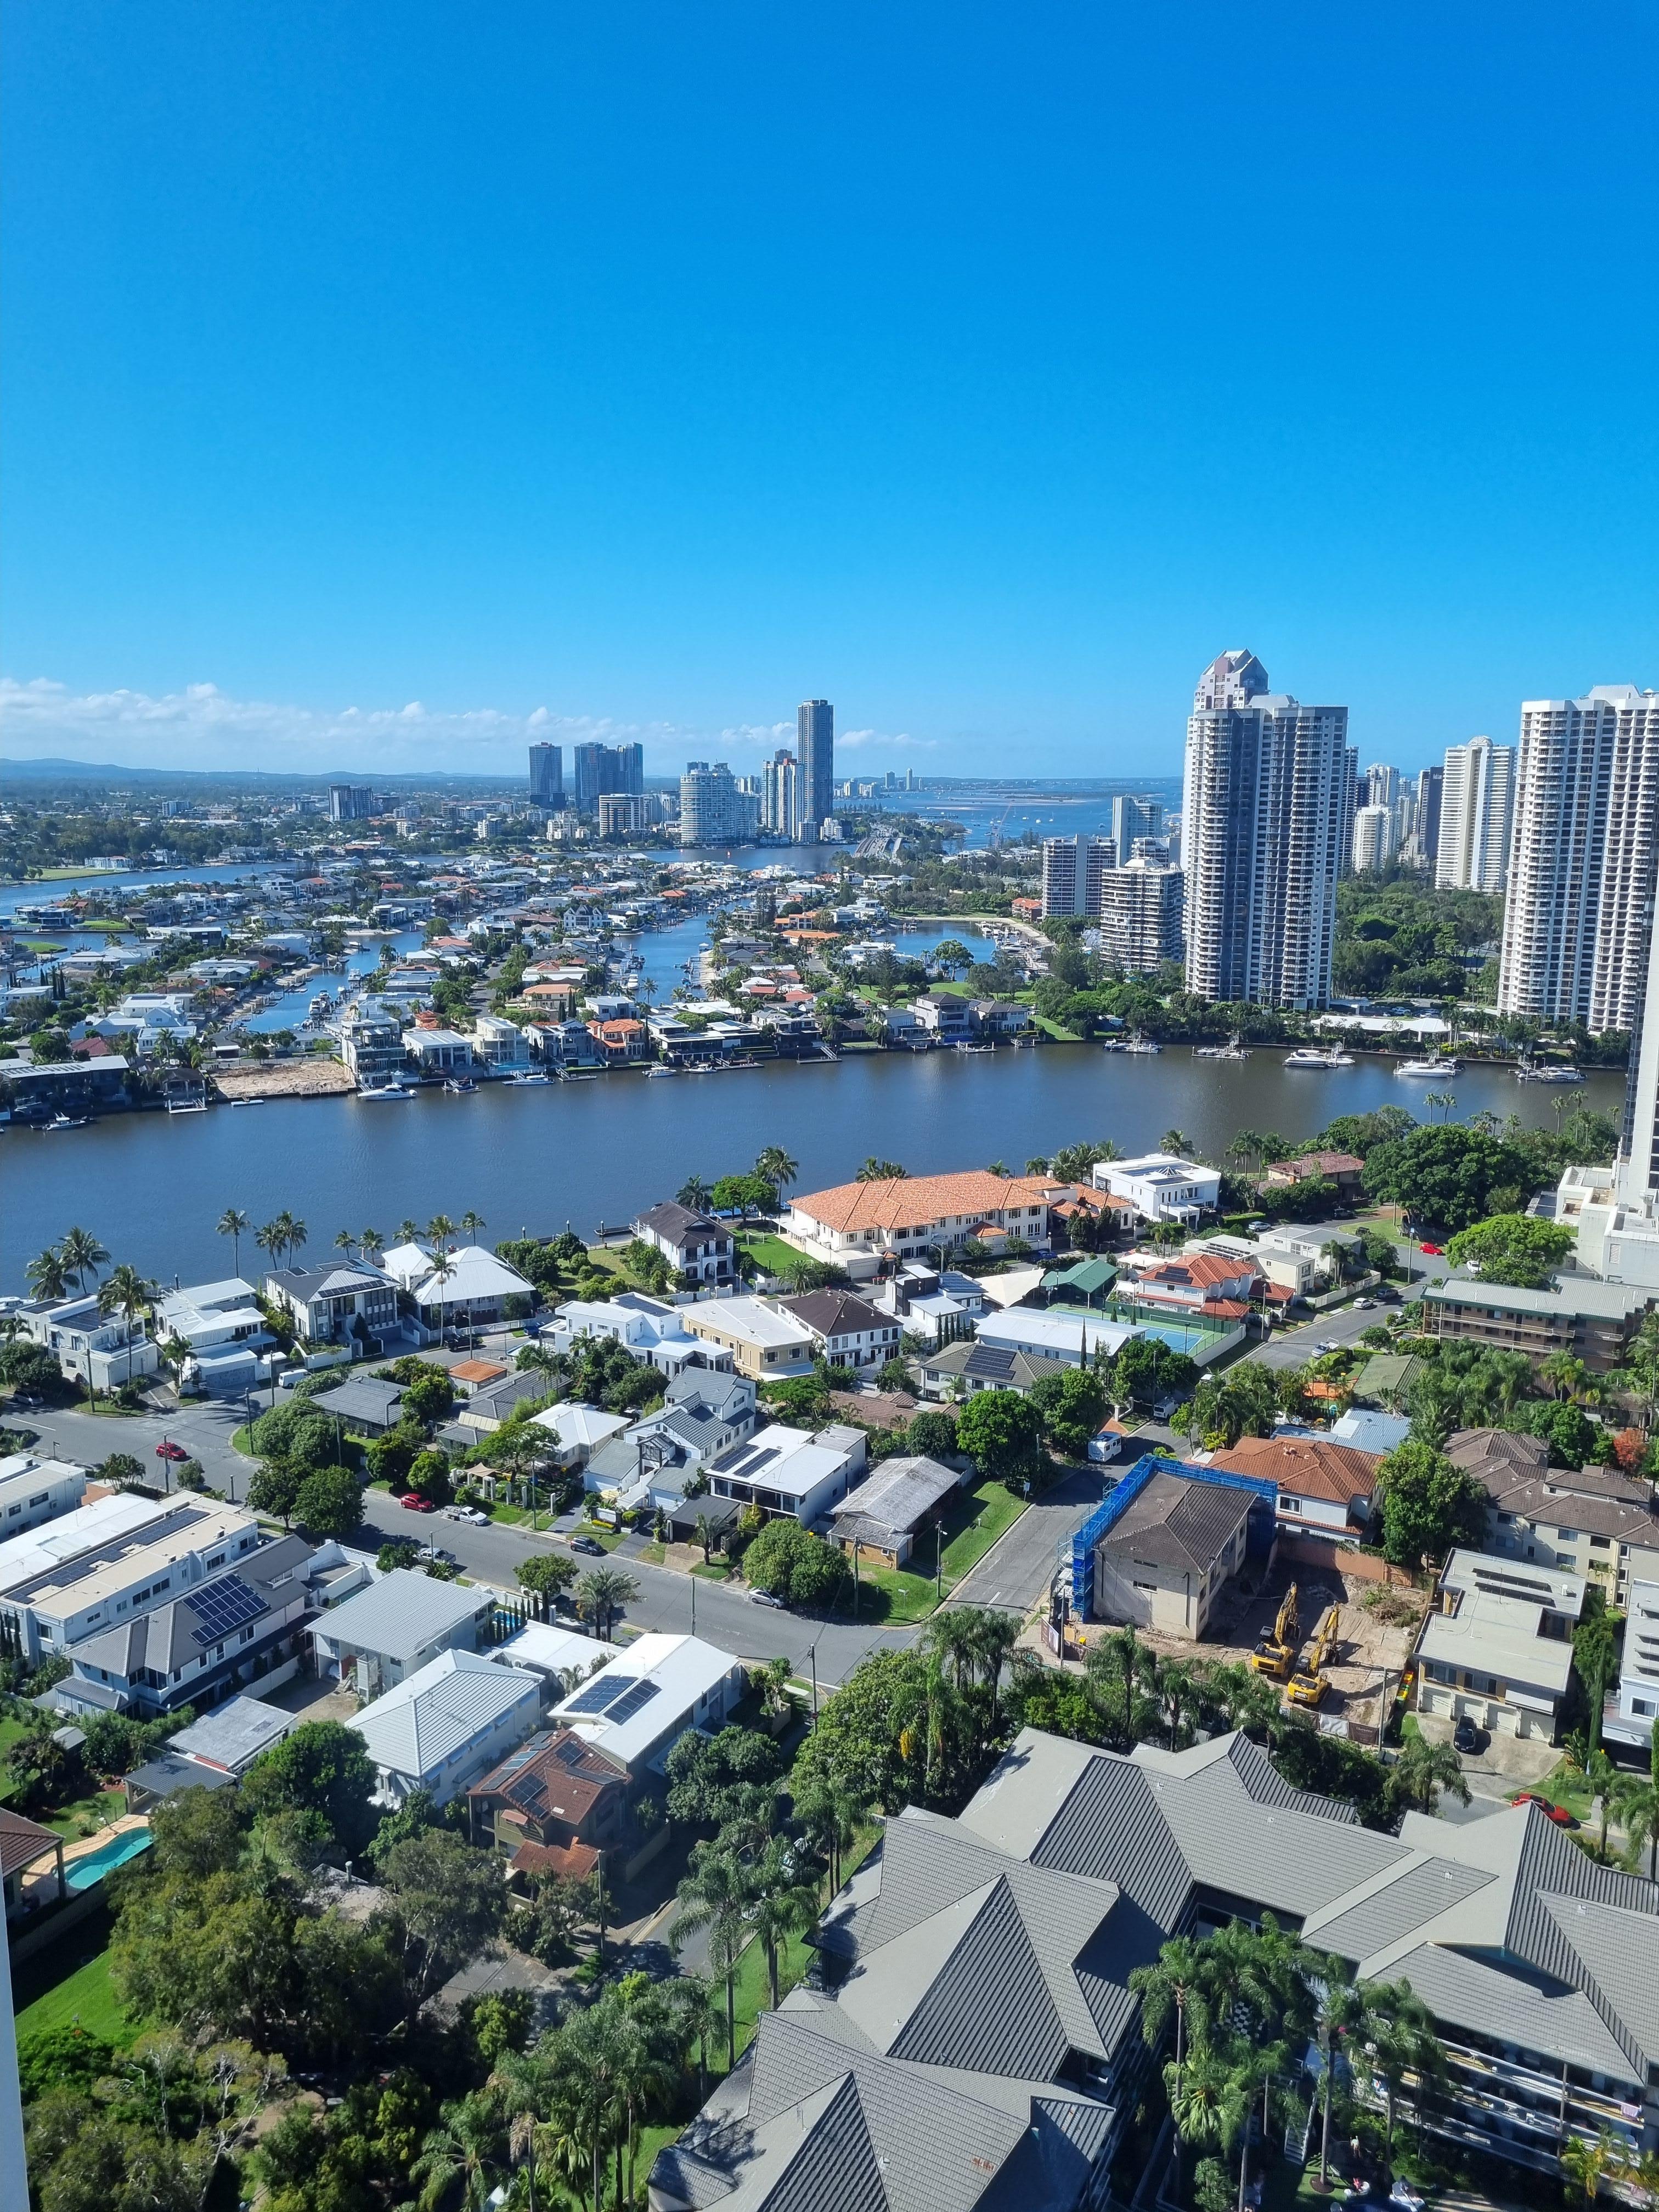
[166,1096,208,1114]
[357,1082,413,1101]
[229,1097,265,1107]
[443,1076,477,1094]
[45,1113,89,1130]
[1517,1064,1585,1085]
[1396,1056,1461,1077]
[505,1070,551,1085]
[1196,1037,1252,1060]
[1122,1035,1162,1055]
[1284,1046,1355,1069]
[1099,1039,1127,1054]
[646,1064,681,1077]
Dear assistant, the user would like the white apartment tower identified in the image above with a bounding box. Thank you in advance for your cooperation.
[1497,686,1659,1034]
[761,749,803,839]
[1040,836,1115,919]
[1096,860,1186,973]
[1351,804,1395,874]
[1183,650,1348,1009]
[1436,735,1515,893]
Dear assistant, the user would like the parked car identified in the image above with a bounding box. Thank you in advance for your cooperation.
[1452,1715,1485,1756]
[748,1588,785,1609]
[442,1504,489,1525]
[1352,1297,1375,1311]
[571,1535,606,1556]
[1419,1241,1444,1256]
[400,1493,436,1513]
[1513,1792,1575,1826]
[1375,1285,1402,1304]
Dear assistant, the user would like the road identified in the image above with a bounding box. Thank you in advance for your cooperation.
[945,1465,1107,1613]
[1250,1251,1451,1371]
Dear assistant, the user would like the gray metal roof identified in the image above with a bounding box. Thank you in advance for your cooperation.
[314,1566,484,1661]
[1304,1857,1494,1963]
[831,1457,958,1544]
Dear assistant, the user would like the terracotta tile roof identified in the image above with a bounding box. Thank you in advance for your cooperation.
[511,1837,600,1882]
[792,1170,1062,1235]
[1211,1434,1383,1503]
[1265,1150,1364,1180]
[452,1358,509,1386]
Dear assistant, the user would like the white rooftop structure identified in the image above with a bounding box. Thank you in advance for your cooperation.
[540,1294,710,1374]
[1608,1577,1659,1753]
[975,1307,1137,1364]
[0,1454,86,1539]
[704,1423,866,1524]
[155,1276,268,1347]
[168,1693,295,1776]
[403,1243,533,1314]
[490,1621,621,1690]
[1416,1548,1585,1739]
[351,1647,542,1807]
[0,1489,173,1594]
[549,1631,743,1774]
[1093,1153,1222,1224]
[530,1401,632,1458]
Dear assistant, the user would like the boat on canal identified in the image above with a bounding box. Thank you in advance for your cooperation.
[1284,1045,1356,1069]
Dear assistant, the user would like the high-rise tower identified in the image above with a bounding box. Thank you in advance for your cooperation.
[798,701,833,833]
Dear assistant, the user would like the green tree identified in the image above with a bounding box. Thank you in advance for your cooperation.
[402,1368,454,1423]
[575,1564,638,1639]
[742,1519,849,1607]
[1376,1436,1487,1568]
[1029,1365,1108,1456]
[292,1464,365,1539]
[1358,1977,1446,2172]
[381,1830,507,2025]
[1573,1598,1622,1756]
[670,1846,749,2069]
[955,1388,1046,1491]
[246,1457,303,1528]
[241,1720,378,1854]
[1387,1731,1471,1815]
[1444,1211,1575,1287]
[515,1552,577,1618]
[1361,1122,1539,1231]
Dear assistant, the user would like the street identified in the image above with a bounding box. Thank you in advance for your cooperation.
[944,1464,1105,1613]
[1249,1250,1449,1371]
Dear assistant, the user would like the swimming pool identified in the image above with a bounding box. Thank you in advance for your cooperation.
[65,1828,153,1890]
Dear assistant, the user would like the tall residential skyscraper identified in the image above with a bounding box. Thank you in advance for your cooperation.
[1109,794,1162,857]
[798,701,833,832]
[1351,804,1395,874]
[1040,836,1115,918]
[679,761,755,846]
[761,750,803,839]
[328,783,375,822]
[528,742,563,807]
[1182,650,1348,1010]
[1435,735,1514,893]
[573,741,645,815]
[1409,765,1444,869]
[1497,686,1659,1034]
[1096,860,1186,973]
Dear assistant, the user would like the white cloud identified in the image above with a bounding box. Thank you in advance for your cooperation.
[0,676,930,777]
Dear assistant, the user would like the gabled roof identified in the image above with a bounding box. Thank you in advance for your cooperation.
[314,1566,484,1662]
[634,1201,731,1248]
[1210,1434,1382,1505]
[831,1457,958,1544]
[791,1170,1062,1235]
[778,1289,889,1339]
[351,1648,539,1782]
[1098,1469,1254,1576]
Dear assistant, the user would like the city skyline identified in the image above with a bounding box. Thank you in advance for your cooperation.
[3,9,1654,780]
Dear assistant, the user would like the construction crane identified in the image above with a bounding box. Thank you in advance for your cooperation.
[1285,1604,1342,1709]
[1249,1582,1300,1681]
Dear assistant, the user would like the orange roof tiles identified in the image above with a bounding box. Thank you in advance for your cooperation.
[1210,1434,1381,1503]
[793,1170,1062,1235]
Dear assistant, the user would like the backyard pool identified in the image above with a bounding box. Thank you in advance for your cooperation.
[65,1828,152,1890]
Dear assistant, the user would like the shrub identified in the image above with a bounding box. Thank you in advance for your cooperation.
[743,1519,849,1608]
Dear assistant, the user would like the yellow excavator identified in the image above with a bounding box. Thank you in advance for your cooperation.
[1285,1604,1341,1708]
[1249,1582,1300,1680]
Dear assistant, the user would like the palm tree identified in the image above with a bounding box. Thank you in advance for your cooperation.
[216,1207,250,1278]
[746,1836,817,2011]
[791,1771,865,1898]
[1574,1604,1622,1756]
[1390,1731,1470,1815]
[254,1218,283,1274]
[409,2101,496,2211]
[1313,1958,1371,2188]
[397,1218,421,1246]
[1542,1349,1590,1404]
[1166,2043,1247,2181]
[1561,2128,1626,2205]
[25,1246,70,1302]
[428,1213,457,1257]
[970,1609,1021,1728]
[60,1225,110,1291]
[672,1846,751,2069]
[460,1210,486,1243]
[856,1156,907,1181]
[1161,1128,1195,1157]
[692,1510,721,1565]
[676,1175,713,1211]
[754,1147,799,1206]
[98,1263,159,1385]
[1611,1735,1659,1880]
[575,1564,639,1640]
[666,1973,722,2104]
[1358,1978,1443,2175]
[360,1227,385,1265]
[1131,1932,1211,2189]
[335,1229,358,1260]
[924,1606,981,1693]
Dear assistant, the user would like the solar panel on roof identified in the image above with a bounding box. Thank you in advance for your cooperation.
[601,1679,660,1727]
[188,1572,267,1646]
[565,1673,637,1716]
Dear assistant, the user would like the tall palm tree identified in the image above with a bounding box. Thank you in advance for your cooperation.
[360,1227,385,1265]
[254,1219,283,1274]
[216,1208,250,1279]
[970,1609,1021,1727]
[1357,1978,1443,2175]
[666,1973,722,2104]
[747,1836,819,2011]
[459,1209,486,1244]
[410,2099,497,2211]
[283,1214,307,1267]
[60,1225,110,1291]
[25,1247,70,1302]
[575,1564,639,1641]
[676,1175,713,1211]
[428,1213,457,1256]
[672,1847,750,2069]
[1165,2042,1246,2181]
[335,1230,358,1260]
[1611,1734,1659,1880]
[754,1147,799,1205]
[397,1218,422,1246]
[98,1263,159,1385]
[1131,1932,1211,2190]
[1313,1958,1372,2188]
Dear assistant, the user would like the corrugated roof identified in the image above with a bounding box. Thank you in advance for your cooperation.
[351,1649,539,1782]
[317,1567,485,1661]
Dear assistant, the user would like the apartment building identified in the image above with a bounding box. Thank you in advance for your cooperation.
[1039,834,1114,919]
[1436,734,1515,893]
[1420,1271,1653,1375]
[681,1296,817,1380]
[0,1454,85,1538]
[1183,650,1348,1009]
[1446,1428,1659,1602]
[0,1497,264,1663]
[1497,685,1659,1034]
[1095,859,1185,972]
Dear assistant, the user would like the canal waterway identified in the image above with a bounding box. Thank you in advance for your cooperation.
[1,1045,1622,1292]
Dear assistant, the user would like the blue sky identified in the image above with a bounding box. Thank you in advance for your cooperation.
[2,3,1655,780]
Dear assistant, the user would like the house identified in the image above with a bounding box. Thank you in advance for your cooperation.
[472,1014,531,1071]
[0,1453,86,1539]
[829,1455,961,1568]
[0,1496,263,1664]
[1445,1428,1659,1602]
[704,1423,867,1525]
[1414,1549,1586,1742]
[786,1169,1064,1280]
[1328,1407,1411,1457]
[681,1296,817,1380]
[970,998,1033,1037]
[16,1292,160,1393]
[1083,1464,1262,1634]
[1092,1153,1222,1226]
[156,1276,276,1395]
[1351,1351,1424,1409]
[264,1264,400,1350]
[657,1728,1659,2205]
[915,1337,1052,1400]
[387,1244,535,1334]
[1,1804,67,1920]
[872,1261,986,1346]
[167,1693,296,1776]
[1420,1272,1654,1375]
[1118,1250,1262,1314]
[53,1533,323,1720]
[454,1370,555,1433]
[467,1724,631,1883]
[1261,1149,1365,1205]
[588,1017,650,1064]
[540,1294,718,1375]
[449,1357,511,1395]
[549,1632,743,1778]
[309,1568,493,1698]
[338,997,409,1087]
[406,1027,475,1077]
[351,1648,542,1808]
[777,1289,902,1372]
[121,1753,238,1816]
[629,1203,737,1286]
[489,1621,622,1701]
[911,992,973,1043]
[975,1307,1139,1368]
[585,1372,760,1513]
[1606,1577,1659,1753]
[1255,1222,1366,1292]
[528,1401,633,1469]
[313,1374,407,1436]
[1210,1434,1381,1542]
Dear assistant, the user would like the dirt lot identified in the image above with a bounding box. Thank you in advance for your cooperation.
[1090,1562,1429,1737]
[212,1059,357,1099]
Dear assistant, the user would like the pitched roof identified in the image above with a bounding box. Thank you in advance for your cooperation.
[1210,1434,1382,1504]
[351,1648,539,1781]
[831,1456,959,1544]
[634,1201,730,1246]
[791,1170,1062,1235]
[0,1803,61,1880]
[1098,1468,1254,1575]
[469,1724,628,1819]
[778,1289,889,1339]
[314,1566,484,1661]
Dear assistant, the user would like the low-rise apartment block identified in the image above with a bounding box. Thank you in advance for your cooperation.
[1420,1272,1652,1374]
[0,1496,263,1663]
[1446,1428,1659,1601]
[1606,1577,1659,1753]
[1415,1548,1585,1742]
[0,1453,85,1539]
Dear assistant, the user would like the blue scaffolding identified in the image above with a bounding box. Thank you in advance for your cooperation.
[1068,1453,1279,1621]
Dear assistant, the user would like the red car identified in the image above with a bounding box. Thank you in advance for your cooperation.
[1419,1242,1444,1256]
[1513,1793,1574,1826]
[400,1493,436,1513]
[155,1440,189,1462]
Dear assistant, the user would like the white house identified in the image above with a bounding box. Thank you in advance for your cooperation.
[539,1294,719,1376]
[1415,1550,1585,1743]
[529,1401,632,1468]
[472,1014,531,1071]
[0,1496,263,1664]
[18,1294,160,1393]
[549,1632,744,1777]
[405,1028,475,1077]
[1092,1154,1222,1226]
[351,1649,542,1807]
[704,1423,867,1525]
[0,1454,86,1540]
[975,1308,1138,1368]
[1607,1578,1659,1753]
[776,1289,902,1373]
[156,1277,277,1396]
[381,1244,534,1334]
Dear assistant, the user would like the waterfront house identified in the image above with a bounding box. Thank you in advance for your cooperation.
[629,1202,736,1285]
[156,1276,276,1396]
[970,998,1034,1037]
[681,1295,817,1380]
[311,1568,493,1699]
[406,1026,475,1077]
[386,1244,535,1335]
[786,1168,1064,1280]
[911,993,973,1043]
[1415,1548,1585,1742]
[704,1422,866,1525]
[338,997,409,1087]
[471,1013,531,1071]
[540,1293,719,1375]
[264,1263,400,1350]
[467,1724,630,1883]
[588,1016,650,1064]
[776,1288,901,1372]
[18,1292,160,1393]
[0,1453,85,1539]
[351,1648,541,1808]
[1262,1149,1366,1204]
[829,1454,961,1568]
[1092,1152,1222,1226]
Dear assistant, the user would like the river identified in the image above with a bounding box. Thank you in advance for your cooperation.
[1,1046,1622,1291]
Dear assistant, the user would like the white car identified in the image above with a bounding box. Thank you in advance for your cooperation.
[1352,1298,1375,1311]
[748,1588,786,1609]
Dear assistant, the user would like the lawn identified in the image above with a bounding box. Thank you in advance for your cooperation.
[0,1718,126,1834]
[728,1928,813,2061]
[14,1942,136,2046]
[573,1522,627,1552]
[736,1230,804,1277]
